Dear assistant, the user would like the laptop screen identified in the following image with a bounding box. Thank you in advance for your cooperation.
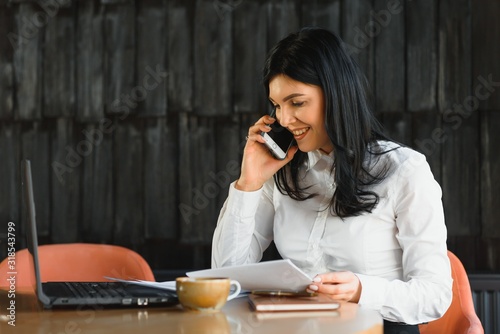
[21,160,51,305]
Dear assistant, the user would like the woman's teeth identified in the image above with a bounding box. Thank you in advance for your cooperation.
[292,128,309,136]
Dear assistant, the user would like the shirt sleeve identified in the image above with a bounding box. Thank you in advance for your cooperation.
[356,152,453,324]
[211,180,276,268]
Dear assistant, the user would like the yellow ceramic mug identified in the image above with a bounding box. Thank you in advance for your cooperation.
[176,277,241,311]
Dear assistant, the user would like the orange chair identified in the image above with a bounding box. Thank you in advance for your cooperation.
[0,243,155,289]
[419,251,484,334]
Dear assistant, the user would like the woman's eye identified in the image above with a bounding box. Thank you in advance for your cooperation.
[292,101,304,107]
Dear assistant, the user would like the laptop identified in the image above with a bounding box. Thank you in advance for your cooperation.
[21,159,179,309]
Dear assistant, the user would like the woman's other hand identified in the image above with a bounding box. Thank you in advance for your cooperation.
[307,271,362,303]
[235,115,298,191]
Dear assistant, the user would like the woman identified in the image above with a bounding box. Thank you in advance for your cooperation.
[212,27,452,333]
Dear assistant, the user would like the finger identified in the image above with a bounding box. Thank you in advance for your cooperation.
[248,123,273,138]
[315,271,354,284]
[306,286,352,302]
[267,145,298,166]
[319,284,358,303]
[284,145,299,160]
[317,283,351,295]
[255,115,275,126]
[246,132,267,144]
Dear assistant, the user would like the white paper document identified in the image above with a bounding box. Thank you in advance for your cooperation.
[187,259,313,292]
[106,259,313,293]
[104,277,177,291]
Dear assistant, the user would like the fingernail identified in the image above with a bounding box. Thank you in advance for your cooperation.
[313,276,321,283]
[308,284,318,291]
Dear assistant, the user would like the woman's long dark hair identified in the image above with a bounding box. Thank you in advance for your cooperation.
[263,27,395,218]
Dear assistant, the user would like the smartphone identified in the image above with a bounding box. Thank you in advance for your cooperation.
[261,120,295,160]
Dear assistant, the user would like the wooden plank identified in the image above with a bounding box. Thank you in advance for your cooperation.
[411,112,443,184]
[211,0,243,21]
[266,0,301,48]
[100,0,131,4]
[0,5,14,120]
[221,111,261,215]
[240,112,261,140]
[37,0,73,8]
[76,0,105,122]
[43,6,75,118]
[113,121,144,248]
[373,0,405,113]
[300,0,341,35]
[438,0,471,112]
[141,240,203,271]
[449,236,500,272]
[480,111,500,238]
[21,121,51,237]
[136,0,167,117]
[441,113,480,237]
[193,0,232,116]
[178,118,196,244]
[379,112,412,146]
[0,123,20,235]
[480,238,500,271]
[81,123,114,243]
[214,115,242,212]
[9,0,71,5]
[50,118,80,243]
[104,3,136,116]
[472,0,500,110]
[447,236,479,271]
[144,117,178,239]
[12,3,42,120]
[167,0,194,112]
[341,0,374,89]
[178,113,217,244]
[233,0,267,114]
[407,0,438,112]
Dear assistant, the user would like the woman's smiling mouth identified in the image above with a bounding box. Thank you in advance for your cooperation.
[291,127,310,139]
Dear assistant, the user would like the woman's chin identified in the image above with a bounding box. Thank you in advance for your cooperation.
[296,143,313,153]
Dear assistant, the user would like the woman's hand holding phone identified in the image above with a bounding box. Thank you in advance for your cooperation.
[235,115,298,192]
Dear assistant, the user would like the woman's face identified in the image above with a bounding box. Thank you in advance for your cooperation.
[269,74,334,154]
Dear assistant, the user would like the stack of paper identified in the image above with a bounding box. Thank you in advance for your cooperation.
[106,259,313,294]
[186,259,313,292]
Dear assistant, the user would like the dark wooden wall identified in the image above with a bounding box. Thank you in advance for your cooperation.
[0,0,499,273]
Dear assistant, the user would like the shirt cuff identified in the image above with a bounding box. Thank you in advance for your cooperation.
[356,273,389,311]
[227,181,263,218]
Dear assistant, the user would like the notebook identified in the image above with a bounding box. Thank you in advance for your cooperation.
[21,159,179,309]
[248,293,340,312]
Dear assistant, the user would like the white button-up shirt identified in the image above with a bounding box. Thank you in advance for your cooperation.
[212,142,452,324]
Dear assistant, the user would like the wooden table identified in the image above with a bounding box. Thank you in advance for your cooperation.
[0,289,383,333]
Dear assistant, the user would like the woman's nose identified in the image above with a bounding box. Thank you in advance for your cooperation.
[279,108,295,127]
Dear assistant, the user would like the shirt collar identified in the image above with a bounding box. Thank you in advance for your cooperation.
[306,150,334,171]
